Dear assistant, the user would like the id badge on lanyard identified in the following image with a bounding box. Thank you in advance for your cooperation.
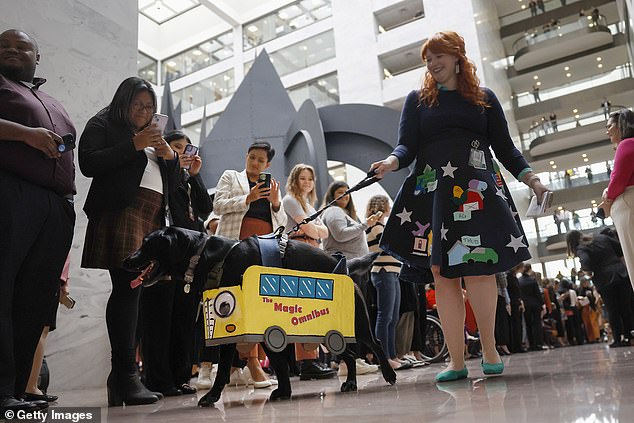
[468,140,487,170]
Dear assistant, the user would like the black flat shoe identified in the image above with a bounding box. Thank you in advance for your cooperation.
[23,393,58,402]
[0,396,40,413]
[180,383,197,394]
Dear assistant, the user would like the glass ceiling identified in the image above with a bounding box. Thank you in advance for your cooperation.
[139,0,200,24]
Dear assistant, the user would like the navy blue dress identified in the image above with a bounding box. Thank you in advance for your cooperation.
[380,88,531,279]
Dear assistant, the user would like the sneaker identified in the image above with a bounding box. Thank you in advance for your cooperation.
[228,368,251,386]
[196,363,213,389]
[337,361,348,376]
[355,358,379,375]
[401,355,428,368]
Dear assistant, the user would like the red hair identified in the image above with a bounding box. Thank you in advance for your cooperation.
[419,31,488,109]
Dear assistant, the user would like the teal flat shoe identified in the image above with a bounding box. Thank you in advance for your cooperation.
[435,366,468,382]
[481,360,504,375]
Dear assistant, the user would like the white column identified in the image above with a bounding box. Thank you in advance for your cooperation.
[332,0,383,104]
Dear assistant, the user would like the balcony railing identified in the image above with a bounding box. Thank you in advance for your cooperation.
[522,105,631,144]
[511,14,608,55]
[499,0,585,27]
[515,64,632,107]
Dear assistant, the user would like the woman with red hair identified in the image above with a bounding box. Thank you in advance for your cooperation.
[370,31,548,382]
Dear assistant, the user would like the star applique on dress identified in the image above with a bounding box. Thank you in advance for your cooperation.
[441,161,458,178]
[506,234,527,253]
[395,208,412,225]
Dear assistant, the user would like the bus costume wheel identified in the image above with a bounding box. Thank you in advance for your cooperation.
[324,330,346,355]
[264,326,288,353]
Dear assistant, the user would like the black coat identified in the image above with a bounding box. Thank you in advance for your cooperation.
[576,234,629,292]
[79,109,177,217]
[168,169,213,231]
[518,273,544,310]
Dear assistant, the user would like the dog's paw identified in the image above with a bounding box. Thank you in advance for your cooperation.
[340,381,357,392]
[198,390,221,407]
[270,388,291,401]
[382,366,397,385]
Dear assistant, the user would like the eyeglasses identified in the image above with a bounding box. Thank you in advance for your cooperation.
[131,102,154,113]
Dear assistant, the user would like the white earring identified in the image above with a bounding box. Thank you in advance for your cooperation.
[455,62,460,74]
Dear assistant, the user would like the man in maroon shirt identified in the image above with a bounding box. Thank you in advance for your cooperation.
[0,29,75,413]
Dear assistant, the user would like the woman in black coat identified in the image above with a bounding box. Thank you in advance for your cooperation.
[79,77,178,406]
[567,230,634,347]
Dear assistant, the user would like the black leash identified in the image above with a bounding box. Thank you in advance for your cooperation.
[286,170,380,237]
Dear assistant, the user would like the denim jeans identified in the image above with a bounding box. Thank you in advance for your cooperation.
[371,269,401,358]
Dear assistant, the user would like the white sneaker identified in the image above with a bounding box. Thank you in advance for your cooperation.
[229,368,250,386]
[337,361,348,376]
[196,363,213,389]
[355,358,379,375]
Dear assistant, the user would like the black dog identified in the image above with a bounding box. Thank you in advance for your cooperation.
[124,227,396,406]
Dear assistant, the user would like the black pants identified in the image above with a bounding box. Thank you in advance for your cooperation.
[564,309,585,345]
[107,268,144,373]
[524,307,544,349]
[410,284,427,352]
[140,281,200,389]
[494,296,510,346]
[0,173,74,396]
[600,281,634,341]
[509,303,523,353]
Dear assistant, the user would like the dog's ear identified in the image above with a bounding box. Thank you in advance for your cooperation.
[202,235,239,265]
[347,252,379,277]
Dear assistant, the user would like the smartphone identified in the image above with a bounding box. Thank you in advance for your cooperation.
[60,294,76,309]
[258,172,271,189]
[152,113,169,133]
[596,207,606,219]
[182,144,199,170]
[57,133,75,153]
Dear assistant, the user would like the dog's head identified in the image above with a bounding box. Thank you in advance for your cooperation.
[123,227,208,286]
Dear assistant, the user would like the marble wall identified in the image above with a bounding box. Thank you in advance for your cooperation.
[1,0,138,390]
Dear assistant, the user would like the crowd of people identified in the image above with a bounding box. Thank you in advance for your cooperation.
[3,25,634,415]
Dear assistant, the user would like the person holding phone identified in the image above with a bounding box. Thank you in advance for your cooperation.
[0,29,76,413]
[139,130,213,397]
[321,181,381,376]
[79,77,177,406]
[364,195,409,371]
[213,140,286,387]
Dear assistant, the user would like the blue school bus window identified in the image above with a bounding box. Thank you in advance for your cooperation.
[280,276,299,297]
[298,277,316,298]
[315,279,333,300]
[260,274,280,296]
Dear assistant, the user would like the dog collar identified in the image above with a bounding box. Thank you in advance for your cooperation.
[183,235,209,294]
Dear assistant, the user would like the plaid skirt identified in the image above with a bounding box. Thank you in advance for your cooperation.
[82,188,163,269]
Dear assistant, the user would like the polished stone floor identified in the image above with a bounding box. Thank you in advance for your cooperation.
[49,343,634,422]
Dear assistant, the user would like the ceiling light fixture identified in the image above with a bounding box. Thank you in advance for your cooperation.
[566,73,572,77]
[533,75,539,80]
[596,57,602,61]
[573,109,578,113]
[564,66,570,71]
[582,153,587,157]
[549,161,555,165]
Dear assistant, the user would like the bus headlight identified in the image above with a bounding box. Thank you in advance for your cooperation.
[214,291,236,317]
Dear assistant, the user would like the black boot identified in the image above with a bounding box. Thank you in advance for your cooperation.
[107,371,160,406]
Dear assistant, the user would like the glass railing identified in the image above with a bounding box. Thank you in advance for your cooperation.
[499,0,584,27]
[522,106,632,144]
[512,14,608,55]
[535,212,614,240]
[516,64,632,107]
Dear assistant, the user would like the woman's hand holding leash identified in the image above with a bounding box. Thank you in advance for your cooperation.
[369,155,399,179]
